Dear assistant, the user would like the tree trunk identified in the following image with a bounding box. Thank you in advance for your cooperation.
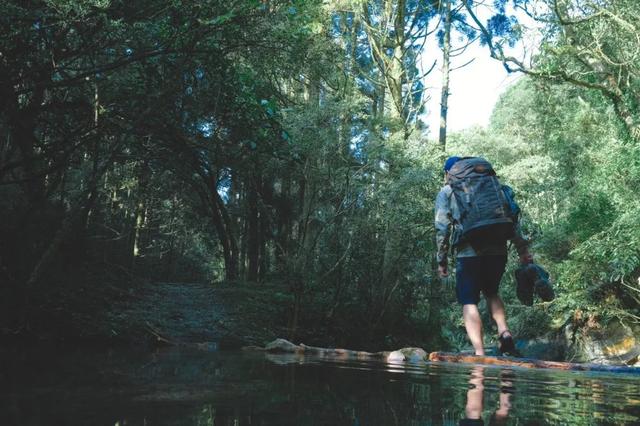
[247,176,260,282]
[131,201,146,267]
[208,175,239,281]
[438,0,452,150]
[259,190,269,282]
[11,89,46,208]
[26,156,107,289]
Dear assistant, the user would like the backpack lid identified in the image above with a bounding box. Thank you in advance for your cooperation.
[448,157,495,179]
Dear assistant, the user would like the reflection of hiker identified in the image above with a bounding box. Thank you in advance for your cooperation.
[435,156,532,356]
[460,366,513,426]
[461,366,486,426]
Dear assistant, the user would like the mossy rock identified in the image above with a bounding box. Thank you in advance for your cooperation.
[564,320,640,365]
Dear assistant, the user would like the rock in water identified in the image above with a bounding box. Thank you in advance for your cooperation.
[564,320,640,365]
[265,338,300,353]
[387,347,428,363]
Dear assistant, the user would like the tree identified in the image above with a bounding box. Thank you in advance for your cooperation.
[356,0,437,138]
[463,0,640,141]
[437,0,477,149]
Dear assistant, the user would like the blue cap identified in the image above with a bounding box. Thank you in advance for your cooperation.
[443,156,461,172]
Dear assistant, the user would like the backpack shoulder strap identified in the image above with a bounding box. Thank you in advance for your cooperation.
[501,184,521,222]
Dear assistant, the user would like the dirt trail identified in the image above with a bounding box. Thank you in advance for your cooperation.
[112,281,285,347]
[128,282,227,342]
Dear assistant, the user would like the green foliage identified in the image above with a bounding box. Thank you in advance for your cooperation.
[0,0,446,347]
[444,76,640,346]
[3,0,638,352]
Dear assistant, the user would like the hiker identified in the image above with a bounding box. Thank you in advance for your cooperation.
[435,156,532,356]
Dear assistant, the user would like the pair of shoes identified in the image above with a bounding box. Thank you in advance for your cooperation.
[498,331,520,357]
[514,262,554,306]
[532,264,554,302]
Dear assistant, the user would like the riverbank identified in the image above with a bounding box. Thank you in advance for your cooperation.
[0,271,288,349]
[109,280,289,348]
[3,272,638,367]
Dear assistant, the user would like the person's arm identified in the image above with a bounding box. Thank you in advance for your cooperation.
[512,223,533,264]
[435,187,452,276]
[503,184,533,264]
[509,204,533,264]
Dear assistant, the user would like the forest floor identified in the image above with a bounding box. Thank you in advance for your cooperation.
[2,268,290,348]
[108,281,288,348]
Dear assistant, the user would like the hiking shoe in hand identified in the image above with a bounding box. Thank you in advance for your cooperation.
[515,263,555,305]
[515,264,534,306]
[498,331,521,357]
[531,264,554,302]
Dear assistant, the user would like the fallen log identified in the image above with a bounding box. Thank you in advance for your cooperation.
[256,339,639,373]
[428,352,640,374]
[258,338,427,362]
[299,343,390,360]
[260,338,389,360]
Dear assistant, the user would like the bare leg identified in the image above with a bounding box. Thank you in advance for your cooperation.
[485,294,510,336]
[495,388,512,419]
[465,366,485,420]
[494,372,513,420]
[462,304,485,355]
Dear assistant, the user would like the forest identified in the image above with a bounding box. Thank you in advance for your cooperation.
[1,0,639,360]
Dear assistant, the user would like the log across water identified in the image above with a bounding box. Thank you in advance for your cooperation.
[428,352,639,374]
[256,339,639,374]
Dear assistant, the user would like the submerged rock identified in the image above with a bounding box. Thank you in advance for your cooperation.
[387,347,428,363]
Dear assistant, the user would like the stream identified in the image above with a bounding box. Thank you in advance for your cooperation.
[2,344,639,425]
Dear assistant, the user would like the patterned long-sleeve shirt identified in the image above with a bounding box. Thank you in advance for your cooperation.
[435,184,529,266]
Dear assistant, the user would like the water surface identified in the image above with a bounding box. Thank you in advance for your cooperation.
[2,344,639,425]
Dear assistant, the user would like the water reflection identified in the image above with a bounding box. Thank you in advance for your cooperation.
[460,366,513,426]
[2,345,640,425]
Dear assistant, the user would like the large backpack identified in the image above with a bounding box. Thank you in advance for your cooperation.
[447,157,516,247]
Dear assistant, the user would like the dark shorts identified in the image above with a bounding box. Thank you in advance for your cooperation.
[456,255,508,305]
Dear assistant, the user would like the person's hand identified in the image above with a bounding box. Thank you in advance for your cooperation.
[438,264,449,278]
[519,251,533,264]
